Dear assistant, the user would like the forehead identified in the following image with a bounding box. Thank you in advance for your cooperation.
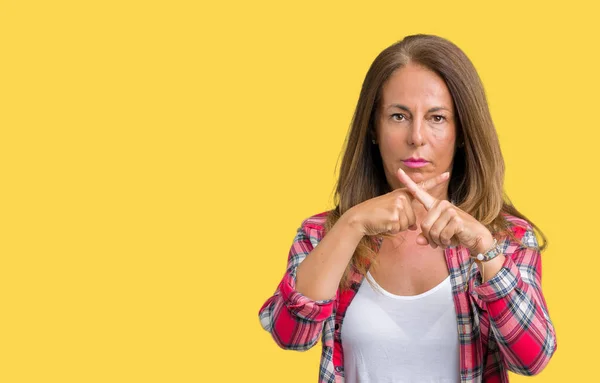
[380,64,454,109]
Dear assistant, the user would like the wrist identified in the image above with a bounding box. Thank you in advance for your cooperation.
[475,254,506,283]
[338,209,366,239]
[471,232,495,255]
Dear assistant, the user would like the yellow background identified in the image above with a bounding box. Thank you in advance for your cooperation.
[1,1,597,382]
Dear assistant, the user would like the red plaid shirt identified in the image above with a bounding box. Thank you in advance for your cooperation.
[259,211,556,382]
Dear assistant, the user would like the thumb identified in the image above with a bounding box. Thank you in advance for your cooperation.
[416,233,429,246]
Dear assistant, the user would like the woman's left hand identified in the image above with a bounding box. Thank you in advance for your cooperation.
[397,169,494,253]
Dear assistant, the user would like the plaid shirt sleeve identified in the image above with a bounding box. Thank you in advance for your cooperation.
[258,217,334,351]
[471,225,557,375]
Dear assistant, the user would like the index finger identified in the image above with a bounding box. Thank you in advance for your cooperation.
[397,168,438,210]
[420,171,450,191]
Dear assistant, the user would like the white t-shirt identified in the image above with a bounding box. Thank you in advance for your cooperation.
[341,271,460,383]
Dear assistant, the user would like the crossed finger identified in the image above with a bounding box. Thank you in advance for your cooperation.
[396,168,442,210]
[397,168,453,247]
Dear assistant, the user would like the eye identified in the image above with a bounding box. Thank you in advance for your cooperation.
[391,113,406,122]
[432,115,447,123]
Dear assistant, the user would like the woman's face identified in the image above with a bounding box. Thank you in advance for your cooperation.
[375,63,457,196]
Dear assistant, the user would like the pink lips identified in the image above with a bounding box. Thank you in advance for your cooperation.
[402,158,429,168]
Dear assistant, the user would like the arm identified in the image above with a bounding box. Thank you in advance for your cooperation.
[259,171,449,350]
[472,227,557,375]
[258,214,363,350]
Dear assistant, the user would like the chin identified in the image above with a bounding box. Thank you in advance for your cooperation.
[403,169,430,181]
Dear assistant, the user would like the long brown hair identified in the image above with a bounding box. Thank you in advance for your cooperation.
[326,34,547,290]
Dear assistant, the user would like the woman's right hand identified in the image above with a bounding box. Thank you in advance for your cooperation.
[344,169,450,237]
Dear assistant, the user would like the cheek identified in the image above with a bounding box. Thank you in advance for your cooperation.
[432,124,456,143]
[430,126,455,142]
[379,131,403,154]
[430,129,456,159]
[379,142,396,164]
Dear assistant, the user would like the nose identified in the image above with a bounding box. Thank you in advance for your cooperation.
[408,118,425,147]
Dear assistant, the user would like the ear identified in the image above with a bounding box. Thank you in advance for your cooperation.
[370,128,378,145]
[370,111,381,145]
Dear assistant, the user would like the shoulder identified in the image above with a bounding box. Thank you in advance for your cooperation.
[297,211,331,241]
[500,213,539,250]
[502,213,532,239]
[301,211,329,229]
[300,211,330,232]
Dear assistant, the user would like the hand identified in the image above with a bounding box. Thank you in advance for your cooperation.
[344,170,450,237]
[397,168,494,253]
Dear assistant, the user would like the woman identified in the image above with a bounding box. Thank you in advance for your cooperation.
[258,34,556,383]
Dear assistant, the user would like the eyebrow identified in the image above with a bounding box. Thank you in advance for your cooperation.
[386,104,450,113]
